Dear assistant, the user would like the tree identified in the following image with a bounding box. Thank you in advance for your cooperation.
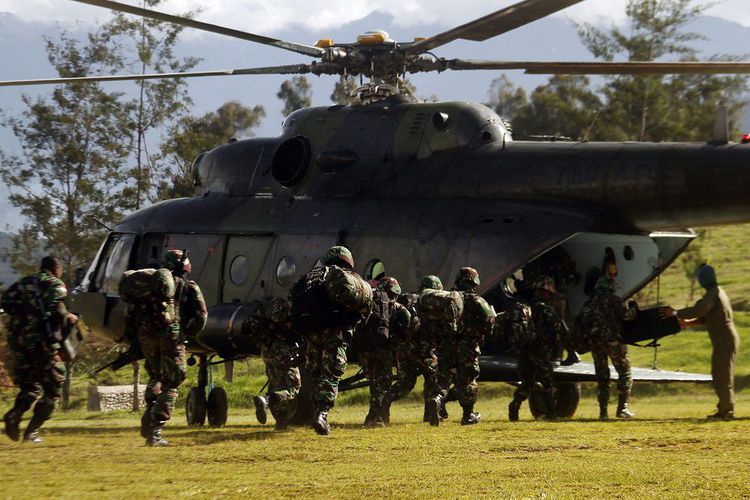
[277,76,312,116]
[486,75,528,120]
[103,0,200,209]
[509,76,602,140]
[576,0,748,141]
[331,75,359,105]
[0,31,134,280]
[158,101,266,198]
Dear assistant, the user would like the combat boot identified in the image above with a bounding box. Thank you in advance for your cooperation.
[423,400,430,423]
[3,409,22,442]
[146,420,169,447]
[428,396,442,427]
[461,407,481,426]
[508,399,522,422]
[23,414,46,444]
[616,395,635,419]
[598,389,609,421]
[561,351,581,366]
[439,398,449,420]
[312,411,330,435]
[254,395,269,425]
[599,405,609,421]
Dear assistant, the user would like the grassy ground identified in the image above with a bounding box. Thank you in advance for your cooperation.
[0,393,748,498]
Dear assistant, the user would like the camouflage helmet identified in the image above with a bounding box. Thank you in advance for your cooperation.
[419,275,443,291]
[377,276,402,298]
[162,249,192,275]
[454,267,480,290]
[532,275,556,294]
[595,276,616,293]
[324,245,355,269]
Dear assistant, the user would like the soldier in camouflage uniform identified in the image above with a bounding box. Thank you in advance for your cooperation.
[247,297,301,430]
[390,283,440,423]
[294,246,367,435]
[516,275,563,420]
[430,268,494,426]
[134,249,207,446]
[578,276,636,420]
[2,256,78,443]
[499,299,543,421]
[358,277,411,427]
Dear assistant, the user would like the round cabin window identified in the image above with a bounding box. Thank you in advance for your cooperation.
[230,255,249,285]
[276,256,297,288]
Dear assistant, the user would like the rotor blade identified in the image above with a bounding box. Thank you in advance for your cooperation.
[70,0,324,58]
[0,65,320,87]
[406,0,583,54]
[444,60,750,75]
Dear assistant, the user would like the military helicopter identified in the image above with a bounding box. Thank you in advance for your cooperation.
[3,0,750,425]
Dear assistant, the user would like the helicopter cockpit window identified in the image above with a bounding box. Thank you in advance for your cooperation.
[276,256,297,288]
[230,255,250,285]
[94,233,136,295]
[364,259,386,281]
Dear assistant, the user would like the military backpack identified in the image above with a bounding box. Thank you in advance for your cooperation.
[460,292,495,331]
[290,265,371,330]
[118,268,175,305]
[416,289,464,331]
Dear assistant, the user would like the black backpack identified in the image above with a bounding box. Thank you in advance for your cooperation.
[290,266,360,330]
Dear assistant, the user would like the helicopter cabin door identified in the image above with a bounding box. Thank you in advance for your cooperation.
[222,235,274,303]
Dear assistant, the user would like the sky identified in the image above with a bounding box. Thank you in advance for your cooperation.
[0,0,748,35]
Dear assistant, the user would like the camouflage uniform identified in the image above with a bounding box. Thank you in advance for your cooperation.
[2,265,72,442]
[433,268,494,426]
[292,246,368,435]
[246,297,301,428]
[358,277,411,426]
[390,293,439,416]
[499,300,548,421]
[132,250,207,445]
[511,276,563,420]
[579,276,635,420]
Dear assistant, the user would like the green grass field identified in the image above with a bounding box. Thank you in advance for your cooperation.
[0,393,748,498]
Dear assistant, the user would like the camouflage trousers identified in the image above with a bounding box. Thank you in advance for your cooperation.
[436,337,480,408]
[391,339,439,402]
[513,349,556,416]
[261,341,301,424]
[591,339,632,403]
[139,331,187,422]
[305,328,349,412]
[359,349,393,413]
[8,341,65,422]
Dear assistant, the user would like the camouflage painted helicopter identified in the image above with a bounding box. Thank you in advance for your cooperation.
[3,0,750,425]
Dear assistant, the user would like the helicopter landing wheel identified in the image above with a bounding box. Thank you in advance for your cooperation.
[529,382,581,419]
[186,387,207,426]
[207,387,228,427]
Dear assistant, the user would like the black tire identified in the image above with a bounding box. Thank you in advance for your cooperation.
[291,364,315,425]
[207,387,229,427]
[186,387,207,426]
[529,382,581,419]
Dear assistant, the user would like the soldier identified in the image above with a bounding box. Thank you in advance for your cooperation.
[359,277,411,427]
[524,275,564,420]
[665,265,740,419]
[500,299,541,422]
[291,246,368,435]
[430,268,494,426]
[137,249,207,446]
[2,256,78,443]
[390,277,440,423]
[248,297,301,430]
[579,276,636,420]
